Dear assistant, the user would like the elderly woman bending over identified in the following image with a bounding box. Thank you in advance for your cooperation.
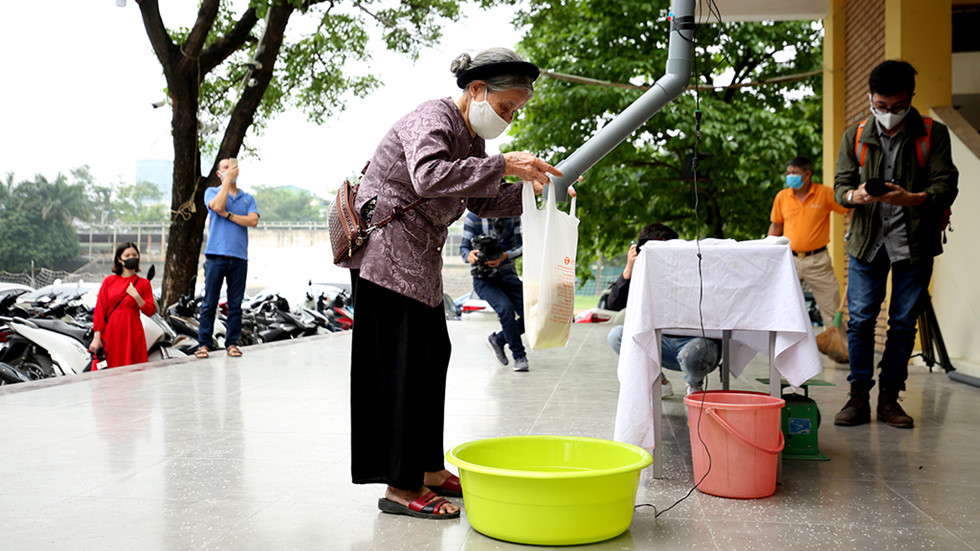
[341,47,560,519]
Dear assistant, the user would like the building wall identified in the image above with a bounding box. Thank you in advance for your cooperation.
[843,0,885,126]
[827,0,978,366]
[930,107,980,371]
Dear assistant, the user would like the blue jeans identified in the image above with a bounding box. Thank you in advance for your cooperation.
[473,271,526,360]
[198,255,248,348]
[608,326,720,387]
[846,250,933,392]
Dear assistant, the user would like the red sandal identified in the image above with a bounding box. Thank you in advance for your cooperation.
[378,491,460,520]
[426,474,463,497]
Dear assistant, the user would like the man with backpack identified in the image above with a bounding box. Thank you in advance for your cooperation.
[833,60,958,429]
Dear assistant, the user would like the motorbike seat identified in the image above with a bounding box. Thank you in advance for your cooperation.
[30,319,90,343]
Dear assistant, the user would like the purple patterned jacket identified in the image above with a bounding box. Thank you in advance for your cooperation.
[343,98,524,307]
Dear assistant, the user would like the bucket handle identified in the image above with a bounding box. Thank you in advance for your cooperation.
[704,407,785,454]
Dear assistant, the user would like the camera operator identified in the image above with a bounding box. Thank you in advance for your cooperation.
[460,213,529,372]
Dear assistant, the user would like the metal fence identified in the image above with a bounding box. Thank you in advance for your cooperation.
[0,268,105,289]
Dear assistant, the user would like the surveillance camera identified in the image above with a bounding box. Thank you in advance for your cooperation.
[247,61,263,72]
[247,78,258,88]
[116,0,126,6]
[151,100,167,109]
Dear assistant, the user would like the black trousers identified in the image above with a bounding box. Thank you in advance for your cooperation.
[349,271,451,490]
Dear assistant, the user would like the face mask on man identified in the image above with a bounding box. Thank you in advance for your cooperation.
[869,95,910,131]
[786,174,805,189]
[123,258,139,271]
[468,88,510,140]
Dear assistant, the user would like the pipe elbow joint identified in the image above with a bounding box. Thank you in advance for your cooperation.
[658,63,692,101]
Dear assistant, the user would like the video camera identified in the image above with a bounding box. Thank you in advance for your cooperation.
[470,221,506,278]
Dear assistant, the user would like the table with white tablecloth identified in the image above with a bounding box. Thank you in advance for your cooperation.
[612,237,823,478]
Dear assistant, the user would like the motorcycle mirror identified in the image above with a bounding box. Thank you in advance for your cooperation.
[147,265,156,282]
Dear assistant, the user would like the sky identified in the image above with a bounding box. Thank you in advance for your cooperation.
[0,1,524,200]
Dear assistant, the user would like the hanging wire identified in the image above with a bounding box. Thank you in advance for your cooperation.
[635,0,727,518]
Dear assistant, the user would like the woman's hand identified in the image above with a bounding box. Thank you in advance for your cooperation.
[89,333,102,354]
[503,151,562,186]
[126,283,145,307]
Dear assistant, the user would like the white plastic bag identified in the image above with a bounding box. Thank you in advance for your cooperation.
[521,183,579,349]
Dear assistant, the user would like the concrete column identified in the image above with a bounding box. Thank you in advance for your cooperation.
[885,0,952,109]
[823,0,848,284]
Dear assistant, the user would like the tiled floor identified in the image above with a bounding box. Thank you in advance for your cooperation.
[1,319,978,550]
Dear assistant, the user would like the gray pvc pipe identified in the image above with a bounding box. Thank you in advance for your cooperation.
[549,0,695,201]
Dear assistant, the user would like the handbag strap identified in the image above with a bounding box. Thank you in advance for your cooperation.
[350,159,428,235]
[366,198,429,234]
[104,276,138,324]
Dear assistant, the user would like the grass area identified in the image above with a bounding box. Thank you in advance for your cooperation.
[574,294,600,312]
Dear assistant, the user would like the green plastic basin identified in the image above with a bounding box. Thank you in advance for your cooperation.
[447,435,653,546]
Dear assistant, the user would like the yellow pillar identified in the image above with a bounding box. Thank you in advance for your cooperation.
[884,0,953,350]
[884,0,952,109]
[823,0,847,283]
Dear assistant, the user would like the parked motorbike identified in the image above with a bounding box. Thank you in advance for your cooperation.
[0,265,183,383]
[166,290,226,354]
[246,293,314,342]
[0,292,91,378]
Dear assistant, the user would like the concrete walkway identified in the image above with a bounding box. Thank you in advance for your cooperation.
[2,319,978,550]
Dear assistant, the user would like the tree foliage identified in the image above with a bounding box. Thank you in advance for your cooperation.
[251,185,324,221]
[137,0,464,309]
[70,166,168,225]
[0,173,90,271]
[506,0,823,279]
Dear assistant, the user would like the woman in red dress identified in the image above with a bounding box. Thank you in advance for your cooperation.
[89,242,156,369]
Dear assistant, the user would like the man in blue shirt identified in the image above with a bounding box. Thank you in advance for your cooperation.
[196,158,260,359]
[460,213,528,371]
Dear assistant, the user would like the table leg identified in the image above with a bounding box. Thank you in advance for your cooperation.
[721,330,731,390]
[769,330,782,482]
[653,329,663,479]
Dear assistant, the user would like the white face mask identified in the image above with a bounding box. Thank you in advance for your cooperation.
[869,96,909,131]
[468,89,510,140]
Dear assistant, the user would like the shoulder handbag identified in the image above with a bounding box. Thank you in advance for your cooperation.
[328,161,428,264]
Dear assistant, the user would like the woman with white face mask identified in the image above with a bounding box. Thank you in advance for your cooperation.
[340,47,562,520]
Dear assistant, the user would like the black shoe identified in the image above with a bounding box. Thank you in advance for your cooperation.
[834,384,871,426]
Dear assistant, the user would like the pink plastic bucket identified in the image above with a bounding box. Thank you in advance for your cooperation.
[683,390,785,499]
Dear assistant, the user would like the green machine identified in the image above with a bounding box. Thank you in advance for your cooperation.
[757,378,834,461]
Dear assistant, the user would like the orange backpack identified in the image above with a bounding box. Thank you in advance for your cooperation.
[854,117,952,238]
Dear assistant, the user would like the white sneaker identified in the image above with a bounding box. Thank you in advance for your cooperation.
[661,377,675,398]
[686,384,703,396]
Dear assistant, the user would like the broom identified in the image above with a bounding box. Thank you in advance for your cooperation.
[815,282,849,364]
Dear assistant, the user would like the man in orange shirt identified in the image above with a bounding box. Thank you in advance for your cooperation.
[768,156,850,331]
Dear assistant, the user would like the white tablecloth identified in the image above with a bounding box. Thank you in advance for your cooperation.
[613,237,823,449]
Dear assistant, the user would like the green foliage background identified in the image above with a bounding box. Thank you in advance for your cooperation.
[506,0,824,280]
[0,173,88,271]
[251,185,324,221]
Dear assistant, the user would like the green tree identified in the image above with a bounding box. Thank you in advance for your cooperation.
[252,185,321,221]
[136,0,463,309]
[116,181,167,223]
[0,175,87,271]
[507,0,823,280]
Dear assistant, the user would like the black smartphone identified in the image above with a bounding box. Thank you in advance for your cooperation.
[864,178,890,197]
